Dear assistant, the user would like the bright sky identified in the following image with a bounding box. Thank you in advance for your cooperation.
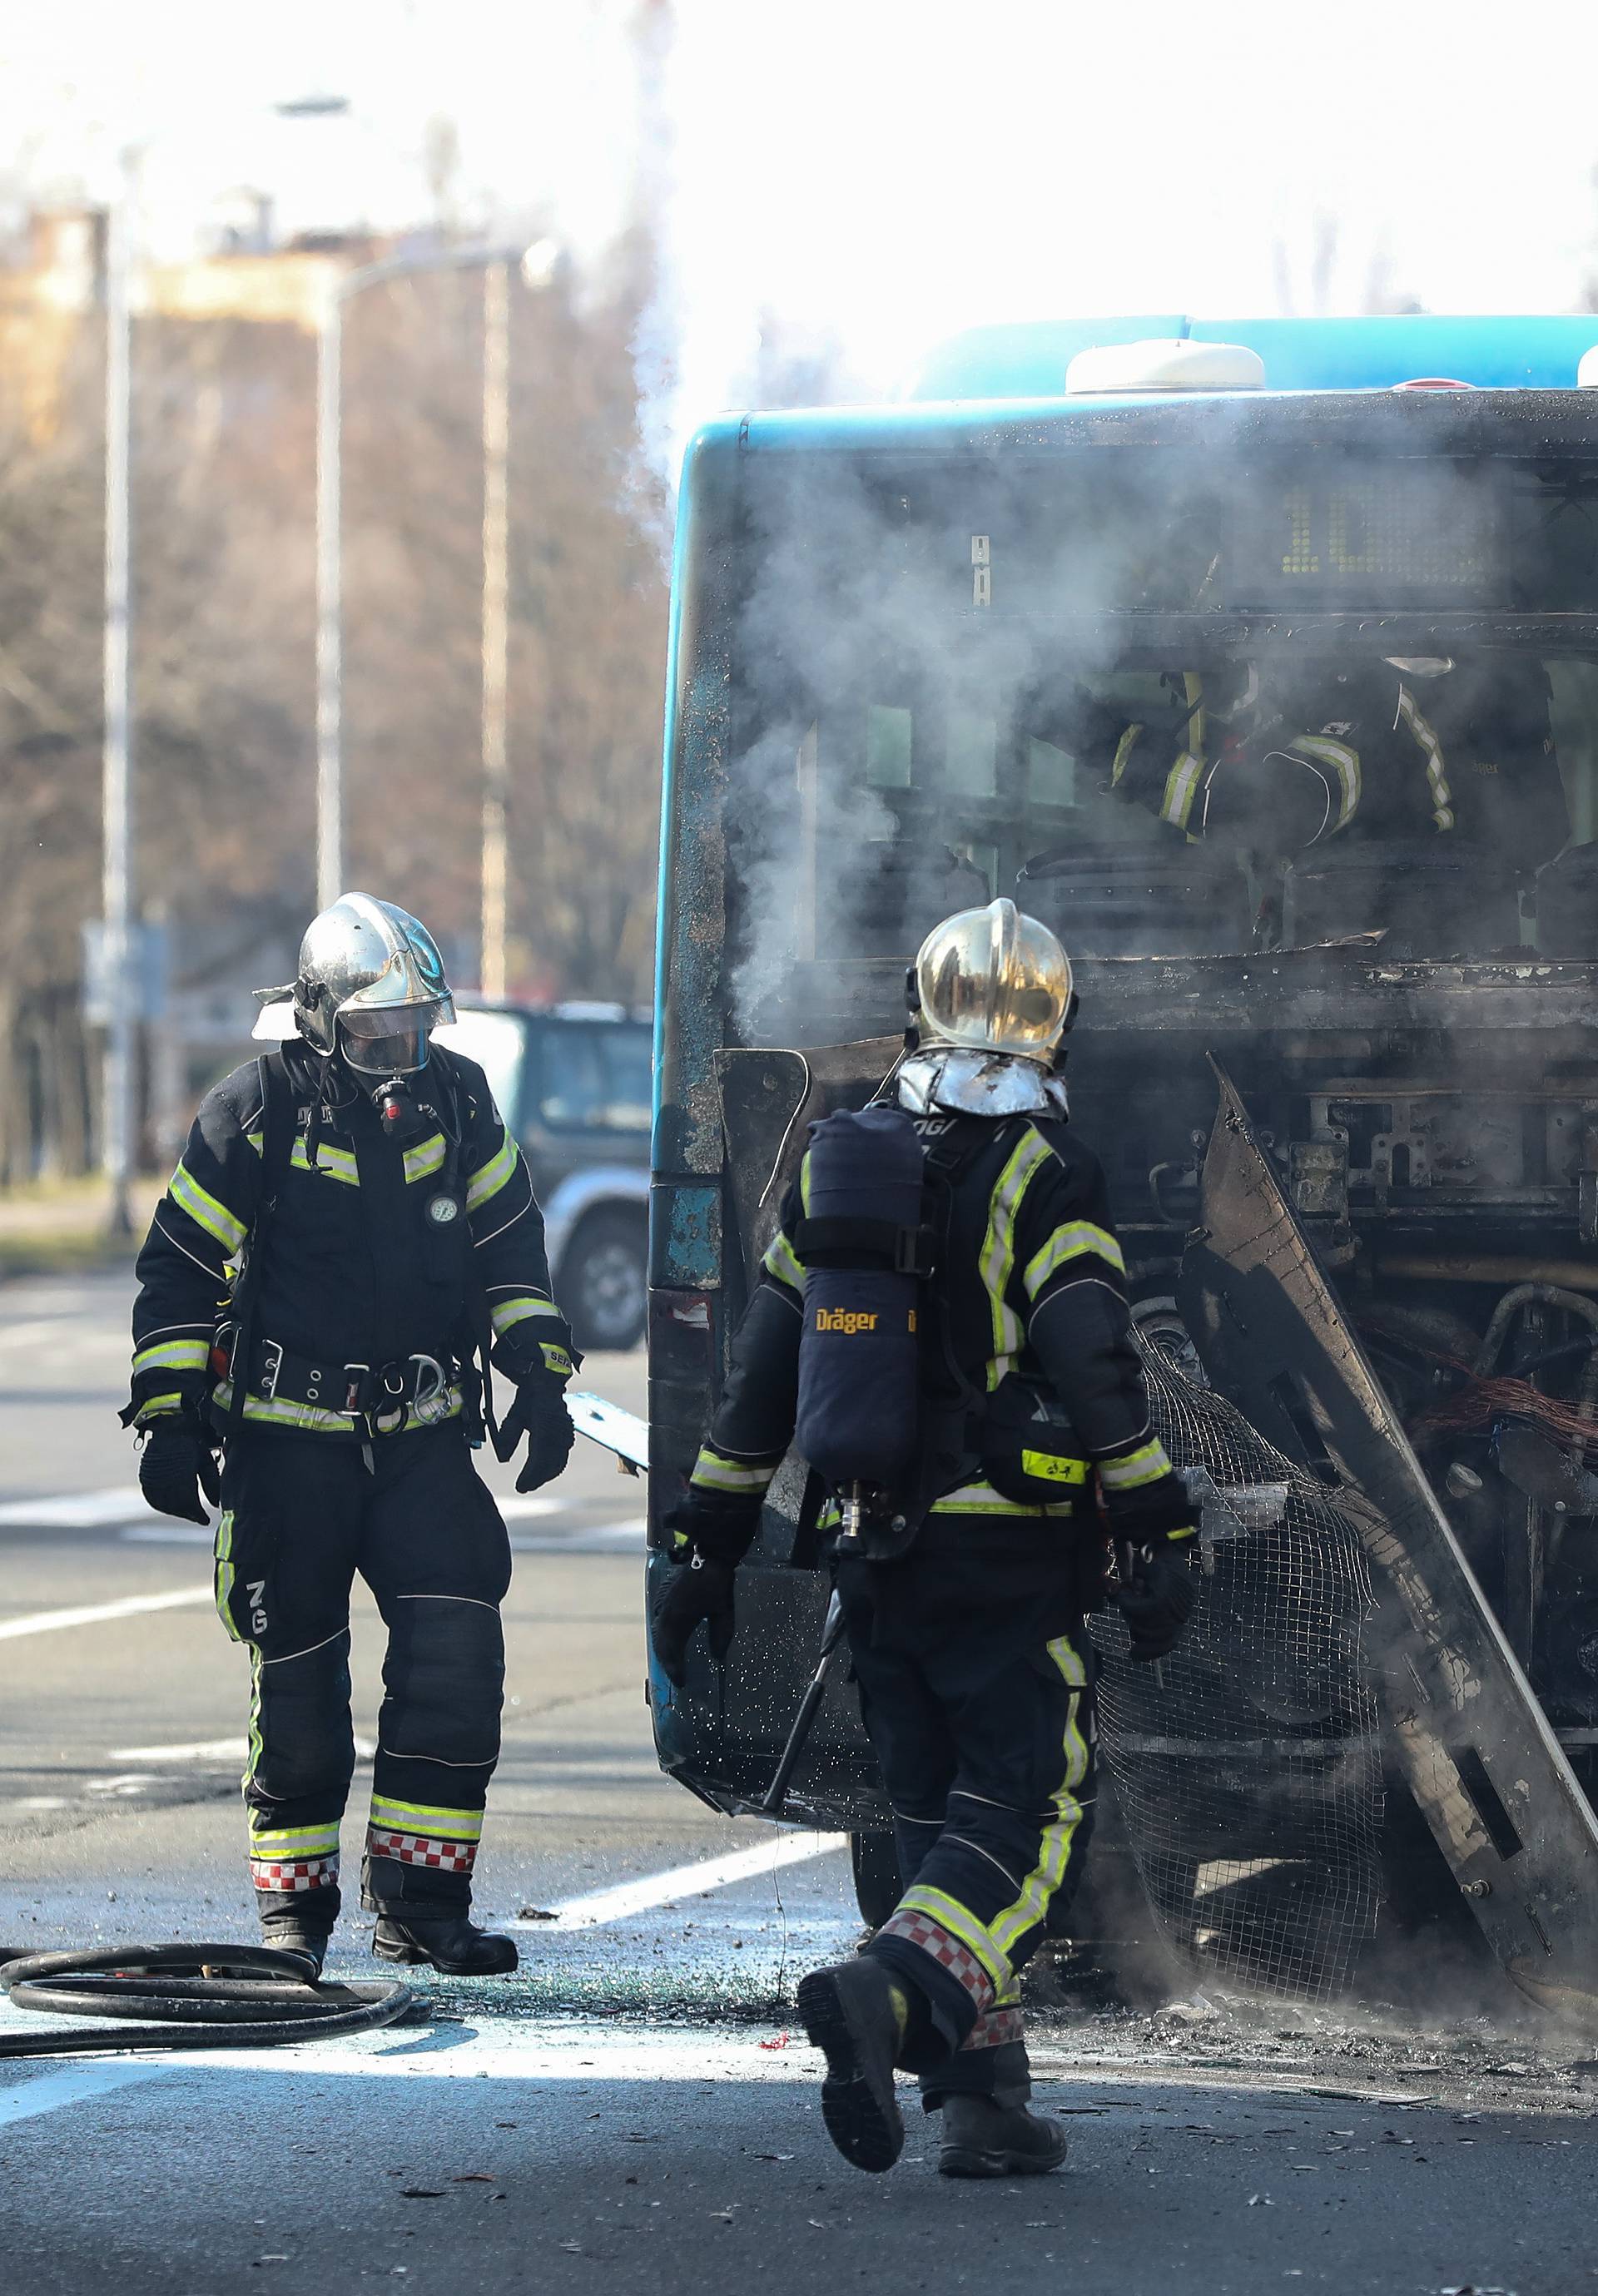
[5,0,1598,453]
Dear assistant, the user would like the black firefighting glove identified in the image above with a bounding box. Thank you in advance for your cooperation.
[138,1415,221,1526]
[494,1377,575,1494]
[662,1487,765,1568]
[651,1555,738,1689]
[1106,1470,1198,1664]
[1116,1539,1197,1663]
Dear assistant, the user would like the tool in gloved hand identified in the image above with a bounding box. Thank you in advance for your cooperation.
[137,1416,221,1525]
[493,1377,575,1492]
[762,1588,846,1812]
[1115,1536,1197,1663]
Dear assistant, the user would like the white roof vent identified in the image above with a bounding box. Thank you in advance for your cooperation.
[1065,338,1266,395]
[1578,346,1598,389]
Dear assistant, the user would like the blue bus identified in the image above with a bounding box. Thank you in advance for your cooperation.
[644,314,1598,1963]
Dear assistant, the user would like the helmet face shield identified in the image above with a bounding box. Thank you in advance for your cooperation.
[337,1019,432,1077]
[337,999,438,1077]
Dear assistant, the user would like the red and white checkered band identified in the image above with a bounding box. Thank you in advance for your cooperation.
[876,1907,995,2011]
[365,1827,477,1877]
[959,2005,1025,2052]
[250,1854,340,1895]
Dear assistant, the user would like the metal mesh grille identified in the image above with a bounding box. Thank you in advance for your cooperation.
[1090,1343,1384,2003]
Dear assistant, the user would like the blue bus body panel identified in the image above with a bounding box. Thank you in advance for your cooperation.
[902,313,1598,402]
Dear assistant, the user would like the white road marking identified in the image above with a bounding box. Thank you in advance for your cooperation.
[496,1495,563,1522]
[0,2061,168,2128]
[120,1525,212,1546]
[107,1735,376,1763]
[0,1586,211,1642]
[0,1489,146,1529]
[510,1519,644,1555]
[168,2026,814,2085]
[519,1829,848,1931]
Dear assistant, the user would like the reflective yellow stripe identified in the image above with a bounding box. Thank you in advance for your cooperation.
[170,1160,248,1253]
[990,1634,1089,1959]
[1098,1437,1174,1492]
[370,1797,484,1842]
[211,1377,461,1436]
[1022,1220,1125,1297]
[896,1884,1014,1996]
[246,1645,264,1782]
[133,1391,185,1426]
[490,1294,560,1335]
[466,1128,519,1212]
[132,1337,211,1376]
[248,1821,342,1857]
[978,1128,1053,1391]
[214,1510,241,1643]
[1397,684,1454,831]
[291,1138,358,1187]
[403,1132,446,1184]
[1293,736,1362,834]
[762,1230,806,1292]
[540,1343,572,1380]
[692,1445,777,1494]
[1110,723,1143,786]
[930,1480,1077,1517]
[1156,675,1206,830]
[1159,750,1204,829]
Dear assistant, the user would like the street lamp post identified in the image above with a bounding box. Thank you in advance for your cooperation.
[100,148,137,1237]
[478,256,510,999]
[315,241,556,939]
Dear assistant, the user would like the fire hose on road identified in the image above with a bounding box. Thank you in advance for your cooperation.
[0,1943,415,2057]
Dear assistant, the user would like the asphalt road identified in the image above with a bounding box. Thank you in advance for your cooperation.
[4,1269,1598,2295]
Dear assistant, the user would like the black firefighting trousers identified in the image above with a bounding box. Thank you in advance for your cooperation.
[214,1423,511,1925]
[838,1520,1097,2108]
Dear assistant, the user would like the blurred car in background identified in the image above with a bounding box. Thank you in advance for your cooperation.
[437,1001,653,1351]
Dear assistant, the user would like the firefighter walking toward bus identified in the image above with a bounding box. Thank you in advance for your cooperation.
[653,896,1198,2177]
[122,894,576,1976]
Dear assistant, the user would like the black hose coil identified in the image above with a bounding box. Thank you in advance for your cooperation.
[0,1943,415,2056]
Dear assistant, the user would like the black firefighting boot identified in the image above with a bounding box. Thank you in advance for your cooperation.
[797,1956,915,2174]
[371,1908,519,1976]
[937,2094,1069,2179]
[256,1893,336,1980]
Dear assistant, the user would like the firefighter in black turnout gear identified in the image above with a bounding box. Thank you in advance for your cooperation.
[653,898,1197,2179]
[124,895,576,1976]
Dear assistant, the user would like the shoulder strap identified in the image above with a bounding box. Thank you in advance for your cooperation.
[224,1051,295,1426]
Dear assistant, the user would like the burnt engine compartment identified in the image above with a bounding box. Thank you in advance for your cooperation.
[747,940,1598,1808]
[1081,1007,1598,1773]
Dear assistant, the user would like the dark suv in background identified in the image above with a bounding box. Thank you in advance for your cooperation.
[439,1001,653,1351]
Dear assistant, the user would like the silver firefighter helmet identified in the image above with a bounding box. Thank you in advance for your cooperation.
[901,897,1075,1118]
[281,893,455,1076]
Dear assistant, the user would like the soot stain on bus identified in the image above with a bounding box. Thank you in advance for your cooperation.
[655,376,1598,2030]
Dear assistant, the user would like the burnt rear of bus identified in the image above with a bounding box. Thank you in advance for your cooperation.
[648,323,1598,1996]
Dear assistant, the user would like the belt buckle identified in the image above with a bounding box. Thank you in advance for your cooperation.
[258,1340,284,1400]
[342,1361,371,1416]
[370,1360,409,1437]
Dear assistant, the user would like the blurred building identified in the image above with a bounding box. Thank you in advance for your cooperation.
[0,202,390,444]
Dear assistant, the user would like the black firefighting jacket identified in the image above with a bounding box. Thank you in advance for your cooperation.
[127,1042,572,1436]
[1027,657,1566,862]
[685,1107,1188,1538]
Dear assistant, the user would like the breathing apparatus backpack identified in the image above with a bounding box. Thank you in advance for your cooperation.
[790,1103,1091,1558]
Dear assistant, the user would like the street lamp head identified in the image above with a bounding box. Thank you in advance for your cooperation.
[519,238,562,292]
